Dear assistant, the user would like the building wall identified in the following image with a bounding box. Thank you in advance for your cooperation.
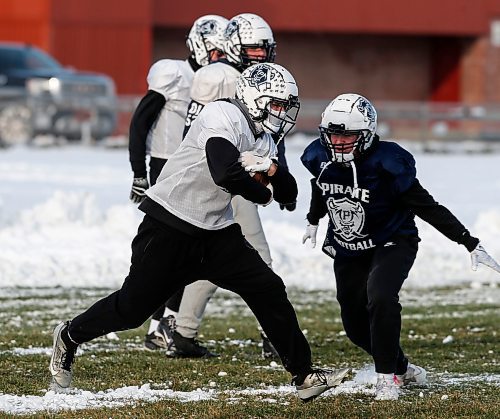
[50,0,153,94]
[0,0,51,49]
[154,29,432,101]
[2,0,500,101]
[152,0,498,35]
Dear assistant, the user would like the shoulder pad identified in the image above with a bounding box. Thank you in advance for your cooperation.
[195,101,243,145]
[147,59,184,96]
[190,63,240,105]
[300,139,327,176]
[378,142,416,193]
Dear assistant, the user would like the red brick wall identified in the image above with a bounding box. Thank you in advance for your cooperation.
[461,38,488,104]
[153,29,432,101]
[0,0,51,49]
[152,0,496,36]
[49,0,153,94]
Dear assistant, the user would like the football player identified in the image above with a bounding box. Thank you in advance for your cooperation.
[127,15,228,351]
[301,93,500,400]
[50,63,350,402]
[172,13,293,359]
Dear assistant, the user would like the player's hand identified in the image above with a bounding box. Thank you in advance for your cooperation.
[130,177,149,203]
[471,243,500,273]
[279,202,297,211]
[302,223,319,248]
[260,183,274,207]
[239,151,272,173]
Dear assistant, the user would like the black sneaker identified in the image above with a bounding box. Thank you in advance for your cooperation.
[144,315,176,351]
[171,331,218,358]
[261,332,279,359]
[49,321,78,388]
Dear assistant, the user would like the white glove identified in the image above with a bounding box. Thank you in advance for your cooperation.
[239,151,272,173]
[302,223,319,248]
[471,243,500,273]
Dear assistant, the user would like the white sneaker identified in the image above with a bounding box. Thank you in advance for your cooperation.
[395,363,427,386]
[49,321,78,388]
[294,367,350,402]
[375,373,400,400]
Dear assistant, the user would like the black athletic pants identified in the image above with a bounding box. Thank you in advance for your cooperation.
[334,235,418,374]
[69,215,312,376]
[149,157,183,319]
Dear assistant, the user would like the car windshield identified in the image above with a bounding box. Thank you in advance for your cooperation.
[0,47,62,72]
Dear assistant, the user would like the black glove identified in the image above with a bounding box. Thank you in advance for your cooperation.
[279,202,297,211]
[130,177,149,203]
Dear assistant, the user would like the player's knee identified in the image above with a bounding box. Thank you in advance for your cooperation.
[264,273,287,294]
[122,312,149,329]
[367,292,399,311]
[117,303,151,329]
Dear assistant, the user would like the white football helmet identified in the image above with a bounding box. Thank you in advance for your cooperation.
[235,63,300,140]
[186,15,228,67]
[319,93,377,163]
[224,13,276,68]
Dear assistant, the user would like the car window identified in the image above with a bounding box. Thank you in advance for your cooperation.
[0,49,25,72]
[25,48,61,70]
[0,47,61,72]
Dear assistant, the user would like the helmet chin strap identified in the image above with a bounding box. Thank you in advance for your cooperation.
[253,120,265,135]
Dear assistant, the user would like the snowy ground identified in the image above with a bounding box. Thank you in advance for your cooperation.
[1,136,499,289]
[0,137,499,414]
[2,366,498,415]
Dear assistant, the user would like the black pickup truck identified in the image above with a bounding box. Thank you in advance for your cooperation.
[0,42,117,144]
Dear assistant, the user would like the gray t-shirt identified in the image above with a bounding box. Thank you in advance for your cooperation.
[146,100,277,230]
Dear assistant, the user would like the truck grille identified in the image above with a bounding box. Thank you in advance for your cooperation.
[61,82,107,96]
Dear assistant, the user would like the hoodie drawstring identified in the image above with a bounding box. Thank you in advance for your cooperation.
[349,160,359,190]
[315,160,332,190]
[316,159,359,194]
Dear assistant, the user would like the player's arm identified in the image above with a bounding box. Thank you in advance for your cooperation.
[276,136,289,171]
[399,179,479,250]
[128,90,166,178]
[205,137,272,205]
[302,179,327,248]
[401,178,500,273]
[306,179,328,225]
[266,162,298,206]
[274,138,297,211]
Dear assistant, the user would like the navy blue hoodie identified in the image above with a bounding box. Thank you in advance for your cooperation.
[301,137,478,258]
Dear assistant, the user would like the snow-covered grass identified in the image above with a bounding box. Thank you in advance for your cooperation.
[0,286,498,416]
[0,140,499,416]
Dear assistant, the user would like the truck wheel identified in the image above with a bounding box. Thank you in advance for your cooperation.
[0,104,33,145]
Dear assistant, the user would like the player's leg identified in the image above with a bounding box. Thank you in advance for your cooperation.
[204,224,349,400]
[143,157,185,350]
[367,236,419,400]
[367,236,418,374]
[232,196,278,358]
[50,216,200,387]
[334,253,373,355]
[172,197,276,358]
[172,280,219,358]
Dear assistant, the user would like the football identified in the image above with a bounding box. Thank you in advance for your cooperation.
[251,172,270,186]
